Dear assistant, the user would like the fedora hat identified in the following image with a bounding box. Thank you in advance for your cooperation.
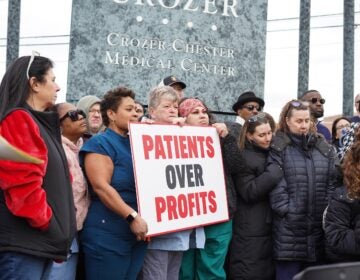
[232,91,265,112]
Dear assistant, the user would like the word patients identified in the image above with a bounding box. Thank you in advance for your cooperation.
[142,134,218,222]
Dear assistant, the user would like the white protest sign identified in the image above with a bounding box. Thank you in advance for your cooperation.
[129,123,229,236]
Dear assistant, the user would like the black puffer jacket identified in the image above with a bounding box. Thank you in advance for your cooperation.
[323,187,360,262]
[268,131,340,261]
[228,140,283,280]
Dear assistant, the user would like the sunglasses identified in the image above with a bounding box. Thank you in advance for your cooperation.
[59,109,86,123]
[26,50,40,80]
[285,100,309,116]
[308,97,325,104]
[242,105,262,111]
[248,112,266,123]
[291,101,303,107]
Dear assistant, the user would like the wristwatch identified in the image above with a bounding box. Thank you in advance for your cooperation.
[126,211,138,224]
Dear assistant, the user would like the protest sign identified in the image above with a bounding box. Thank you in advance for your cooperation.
[129,123,228,236]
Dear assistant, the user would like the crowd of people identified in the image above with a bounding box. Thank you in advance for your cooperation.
[0,53,360,280]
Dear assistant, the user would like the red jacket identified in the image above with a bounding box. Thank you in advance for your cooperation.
[0,110,52,229]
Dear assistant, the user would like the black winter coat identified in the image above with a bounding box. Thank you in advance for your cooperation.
[228,140,283,280]
[220,134,238,218]
[225,121,242,141]
[323,187,360,262]
[268,132,340,262]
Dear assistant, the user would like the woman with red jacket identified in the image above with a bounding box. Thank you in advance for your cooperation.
[0,53,76,279]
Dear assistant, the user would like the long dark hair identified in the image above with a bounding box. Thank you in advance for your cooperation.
[0,55,53,118]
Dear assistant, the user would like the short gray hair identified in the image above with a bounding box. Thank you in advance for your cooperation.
[148,86,179,110]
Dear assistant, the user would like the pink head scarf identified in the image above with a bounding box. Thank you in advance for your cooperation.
[179,98,206,117]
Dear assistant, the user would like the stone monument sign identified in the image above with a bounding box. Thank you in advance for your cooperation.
[68,0,267,113]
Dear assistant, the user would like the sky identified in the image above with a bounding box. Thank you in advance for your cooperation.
[0,0,359,120]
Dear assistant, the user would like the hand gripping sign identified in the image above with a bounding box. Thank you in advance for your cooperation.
[129,123,229,236]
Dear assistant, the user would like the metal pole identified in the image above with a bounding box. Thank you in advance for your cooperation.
[343,0,354,116]
[6,0,21,68]
[297,0,311,99]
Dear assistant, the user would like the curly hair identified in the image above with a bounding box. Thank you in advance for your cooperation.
[342,128,360,199]
[101,87,135,127]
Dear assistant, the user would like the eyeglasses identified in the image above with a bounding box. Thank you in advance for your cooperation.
[59,109,86,123]
[242,105,262,111]
[89,108,101,115]
[248,112,266,123]
[336,123,350,130]
[26,50,40,80]
[308,97,325,104]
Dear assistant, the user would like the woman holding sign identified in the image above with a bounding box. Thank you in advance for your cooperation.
[139,87,206,280]
[177,97,236,280]
[79,87,148,280]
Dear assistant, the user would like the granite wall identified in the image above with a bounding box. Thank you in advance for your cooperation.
[67,0,268,115]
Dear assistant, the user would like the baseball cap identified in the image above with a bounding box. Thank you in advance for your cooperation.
[161,75,186,89]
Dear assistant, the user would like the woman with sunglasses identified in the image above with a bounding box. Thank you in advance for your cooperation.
[268,100,340,280]
[46,103,90,279]
[227,112,283,280]
[0,54,76,279]
[175,97,236,280]
[79,87,148,280]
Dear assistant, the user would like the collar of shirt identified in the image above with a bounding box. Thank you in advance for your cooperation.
[235,116,245,126]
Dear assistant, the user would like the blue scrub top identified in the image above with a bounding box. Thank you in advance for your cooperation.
[80,128,137,208]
